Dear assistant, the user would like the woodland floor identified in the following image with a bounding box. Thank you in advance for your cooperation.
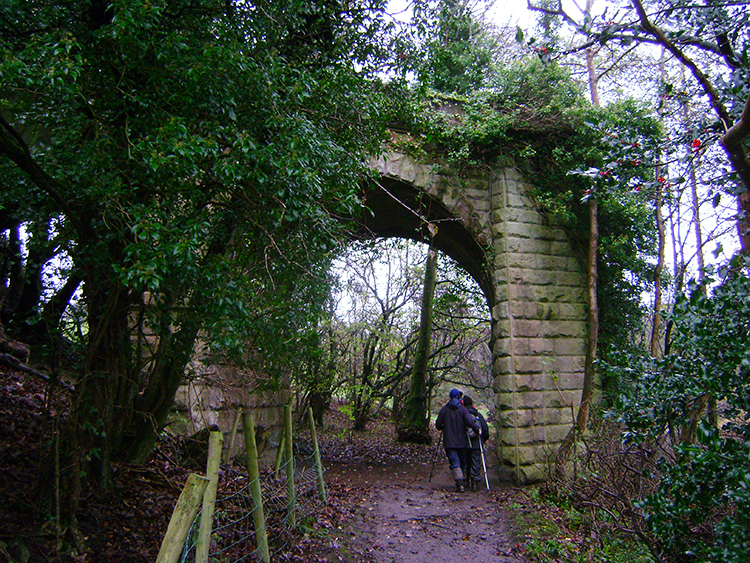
[0,364,536,563]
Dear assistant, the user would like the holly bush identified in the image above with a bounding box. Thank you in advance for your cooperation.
[605,261,750,562]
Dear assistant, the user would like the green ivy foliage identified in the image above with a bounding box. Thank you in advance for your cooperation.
[1,0,392,364]
[410,0,500,95]
[406,59,585,161]
[401,58,662,359]
[0,0,395,473]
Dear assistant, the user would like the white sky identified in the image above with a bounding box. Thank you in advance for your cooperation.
[387,0,536,28]
[386,0,615,33]
[487,0,535,28]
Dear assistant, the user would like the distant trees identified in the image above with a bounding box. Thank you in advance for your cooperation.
[303,239,490,431]
[336,240,425,430]
[527,0,750,258]
[518,2,750,559]
[410,0,501,93]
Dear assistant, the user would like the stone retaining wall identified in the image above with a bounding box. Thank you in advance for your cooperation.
[148,336,289,468]
[170,362,289,469]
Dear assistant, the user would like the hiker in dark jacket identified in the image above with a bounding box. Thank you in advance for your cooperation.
[435,388,481,492]
[462,395,489,491]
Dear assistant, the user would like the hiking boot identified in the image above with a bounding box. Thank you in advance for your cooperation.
[470,479,478,491]
[451,466,465,492]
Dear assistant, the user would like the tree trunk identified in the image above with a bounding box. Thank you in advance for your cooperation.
[585,47,600,107]
[556,18,600,469]
[397,246,437,444]
[351,331,378,431]
[124,315,202,462]
[6,220,52,331]
[720,93,750,254]
[557,198,599,468]
[309,390,330,427]
[650,180,666,357]
[51,277,133,535]
[309,326,336,426]
[50,221,235,531]
[125,221,236,461]
[650,50,668,358]
[352,393,371,431]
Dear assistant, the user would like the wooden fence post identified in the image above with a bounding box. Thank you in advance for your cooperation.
[273,430,285,479]
[284,403,296,528]
[156,473,209,563]
[223,409,241,465]
[241,412,270,563]
[196,430,224,563]
[307,407,327,503]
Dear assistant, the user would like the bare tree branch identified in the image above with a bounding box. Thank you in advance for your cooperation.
[0,112,79,230]
[631,0,749,253]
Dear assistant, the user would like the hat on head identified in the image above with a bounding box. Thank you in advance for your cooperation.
[449,388,463,399]
[463,396,473,407]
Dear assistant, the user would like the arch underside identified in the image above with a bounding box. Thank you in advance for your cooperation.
[357,176,495,308]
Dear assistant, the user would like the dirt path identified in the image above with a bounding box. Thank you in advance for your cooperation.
[323,457,528,563]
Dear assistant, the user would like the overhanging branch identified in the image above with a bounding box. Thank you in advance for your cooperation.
[0,112,79,231]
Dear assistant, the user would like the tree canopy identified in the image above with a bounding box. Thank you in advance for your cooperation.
[0,0,396,528]
[526,0,750,255]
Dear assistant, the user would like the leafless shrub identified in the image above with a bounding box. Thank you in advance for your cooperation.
[549,418,665,559]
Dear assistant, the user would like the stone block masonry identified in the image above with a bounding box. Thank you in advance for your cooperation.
[169,340,290,469]
[490,167,587,483]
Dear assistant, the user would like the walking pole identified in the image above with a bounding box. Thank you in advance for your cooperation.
[428,430,443,482]
[478,436,490,491]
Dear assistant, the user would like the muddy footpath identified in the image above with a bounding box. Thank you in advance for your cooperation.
[321,455,529,563]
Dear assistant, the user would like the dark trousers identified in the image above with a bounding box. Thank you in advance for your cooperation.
[445,448,468,473]
[466,447,482,482]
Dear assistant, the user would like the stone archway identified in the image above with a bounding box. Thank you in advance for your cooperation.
[362,150,588,483]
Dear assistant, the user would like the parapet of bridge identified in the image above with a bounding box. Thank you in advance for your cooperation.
[369,150,588,483]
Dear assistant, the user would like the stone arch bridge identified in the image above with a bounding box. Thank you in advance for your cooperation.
[363,149,589,483]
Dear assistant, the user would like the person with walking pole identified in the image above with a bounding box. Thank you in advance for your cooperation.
[435,389,481,492]
[462,396,490,491]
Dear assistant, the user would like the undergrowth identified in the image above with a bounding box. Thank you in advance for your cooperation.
[511,415,660,563]
[513,485,653,563]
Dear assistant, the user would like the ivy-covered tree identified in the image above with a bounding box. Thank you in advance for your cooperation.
[397,244,438,444]
[408,0,503,94]
[0,0,393,533]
